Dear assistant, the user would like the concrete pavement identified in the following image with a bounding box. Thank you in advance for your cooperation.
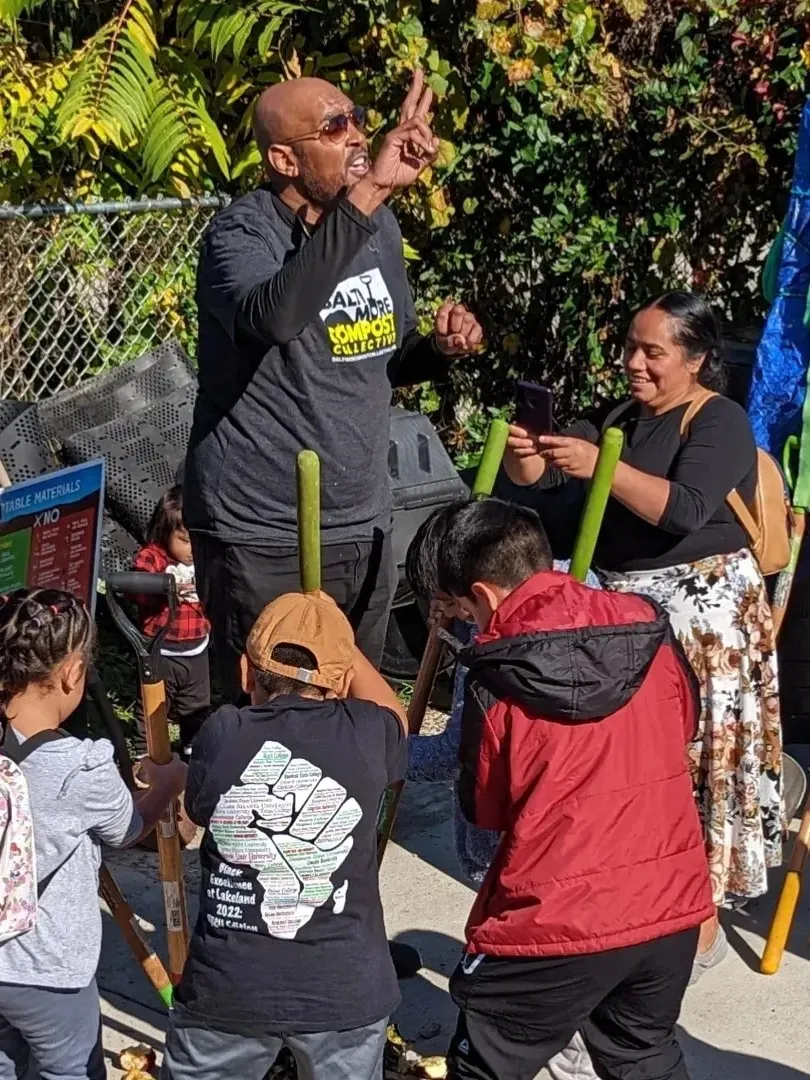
[99,778,810,1078]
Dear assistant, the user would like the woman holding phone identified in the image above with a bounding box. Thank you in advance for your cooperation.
[504,290,782,981]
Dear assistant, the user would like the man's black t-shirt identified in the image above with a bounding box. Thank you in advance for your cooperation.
[537,395,758,573]
[173,695,407,1035]
[185,187,443,548]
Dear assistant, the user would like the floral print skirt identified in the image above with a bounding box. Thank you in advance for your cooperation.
[603,548,783,904]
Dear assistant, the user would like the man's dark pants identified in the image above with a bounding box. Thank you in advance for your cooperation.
[446,928,698,1080]
[191,529,396,699]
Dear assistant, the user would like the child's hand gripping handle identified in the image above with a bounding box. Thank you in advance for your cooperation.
[569,427,624,583]
[377,419,509,864]
[297,450,321,594]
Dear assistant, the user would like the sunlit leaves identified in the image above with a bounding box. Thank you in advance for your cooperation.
[0,0,803,432]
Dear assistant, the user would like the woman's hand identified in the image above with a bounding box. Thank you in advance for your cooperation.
[504,424,545,486]
[536,435,599,480]
[507,424,540,458]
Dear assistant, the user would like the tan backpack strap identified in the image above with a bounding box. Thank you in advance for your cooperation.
[679,391,762,548]
[679,389,718,437]
[726,488,761,545]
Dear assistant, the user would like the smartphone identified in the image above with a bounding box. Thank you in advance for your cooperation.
[515,381,554,434]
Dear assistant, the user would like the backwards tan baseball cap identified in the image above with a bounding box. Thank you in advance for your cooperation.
[246,591,356,694]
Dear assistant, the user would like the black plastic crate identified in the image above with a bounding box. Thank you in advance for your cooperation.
[0,400,32,432]
[388,406,468,577]
[63,383,195,541]
[38,340,195,445]
[723,330,761,408]
[0,405,57,483]
[99,516,142,577]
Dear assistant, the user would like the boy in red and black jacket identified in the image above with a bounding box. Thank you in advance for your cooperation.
[133,485,211,755]
[407,499,713,1080]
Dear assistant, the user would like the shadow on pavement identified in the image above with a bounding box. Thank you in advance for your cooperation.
[390,928,463,1056]
[390,780,474,891]
[680,1029,809,1079]
[724,860,810,974]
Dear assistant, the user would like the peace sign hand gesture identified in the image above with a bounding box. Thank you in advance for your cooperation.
[367,70,439,195]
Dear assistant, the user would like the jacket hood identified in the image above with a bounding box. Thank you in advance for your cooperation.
[459,571,670,722]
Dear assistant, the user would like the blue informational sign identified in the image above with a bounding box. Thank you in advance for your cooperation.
[0,459,105,612]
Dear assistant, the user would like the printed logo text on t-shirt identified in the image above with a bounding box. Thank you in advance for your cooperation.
[208,740,363,939]
[319,268,397,362]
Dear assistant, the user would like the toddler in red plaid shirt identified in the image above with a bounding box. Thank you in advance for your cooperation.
[133,485,211,755]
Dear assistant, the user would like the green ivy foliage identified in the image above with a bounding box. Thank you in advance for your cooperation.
[1,0,808,451]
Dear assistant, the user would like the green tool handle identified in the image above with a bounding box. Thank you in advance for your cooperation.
[296,450,321,593]
[783,435,799,494]
[569,427,624,582]
[471,419,509,499]
[762,220,785,306]
[793,380,810,510]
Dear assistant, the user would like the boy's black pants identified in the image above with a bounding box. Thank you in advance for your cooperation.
[447,928,698,1080]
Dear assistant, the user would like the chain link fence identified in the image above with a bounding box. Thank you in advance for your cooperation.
[0,196,230,400]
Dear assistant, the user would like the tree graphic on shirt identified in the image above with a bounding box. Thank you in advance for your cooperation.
[210,741,362,939]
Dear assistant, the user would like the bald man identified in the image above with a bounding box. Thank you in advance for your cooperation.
[184,71,483,701]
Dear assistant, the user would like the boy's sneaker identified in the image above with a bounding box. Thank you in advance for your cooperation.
[688,925,728,986]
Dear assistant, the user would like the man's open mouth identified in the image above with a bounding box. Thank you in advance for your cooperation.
[347,154,370,177]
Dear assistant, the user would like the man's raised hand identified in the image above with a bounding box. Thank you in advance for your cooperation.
[399,67,434,125]
[352,71,438,214]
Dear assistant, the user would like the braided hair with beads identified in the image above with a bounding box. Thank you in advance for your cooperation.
[0,589,96,718]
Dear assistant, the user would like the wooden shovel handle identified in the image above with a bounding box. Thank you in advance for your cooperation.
[141,679,189,982]
[99,863,173,1008]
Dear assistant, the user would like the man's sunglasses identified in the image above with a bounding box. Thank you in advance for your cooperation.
[285,105,367,146]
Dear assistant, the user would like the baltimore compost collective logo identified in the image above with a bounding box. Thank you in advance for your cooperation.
[320,268,398,362]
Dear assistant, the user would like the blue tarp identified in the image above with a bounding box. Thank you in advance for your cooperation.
[748,97,810,456]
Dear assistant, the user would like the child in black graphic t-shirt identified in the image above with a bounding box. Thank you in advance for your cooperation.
[163,591,408,1080]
